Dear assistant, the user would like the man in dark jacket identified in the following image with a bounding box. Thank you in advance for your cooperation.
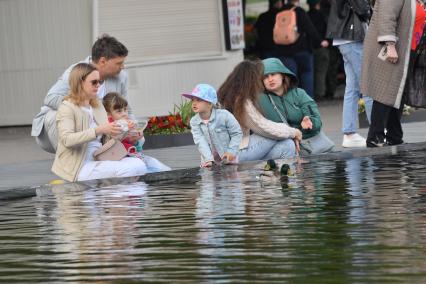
[255,0,328,98]
[254,0,284,59]
[308,0,330,100]
[326,0,373,148]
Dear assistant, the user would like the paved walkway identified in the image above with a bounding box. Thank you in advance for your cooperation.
[1,95,426,192]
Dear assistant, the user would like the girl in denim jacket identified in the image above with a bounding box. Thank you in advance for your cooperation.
[182,84,243,168]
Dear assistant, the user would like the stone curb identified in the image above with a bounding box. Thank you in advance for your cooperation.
[2,142,426,202]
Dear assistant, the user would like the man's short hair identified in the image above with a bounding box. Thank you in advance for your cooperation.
[91,34,128,62]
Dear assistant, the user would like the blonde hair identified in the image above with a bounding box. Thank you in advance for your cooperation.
[64,63,100,107]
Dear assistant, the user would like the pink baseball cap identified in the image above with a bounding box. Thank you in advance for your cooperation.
[182,84,218,104]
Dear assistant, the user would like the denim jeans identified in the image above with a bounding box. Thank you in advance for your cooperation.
[238,134,296,162]
[338,42,373,134]
[279,51,314,98]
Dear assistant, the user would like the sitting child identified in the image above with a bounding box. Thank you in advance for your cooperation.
[103,92,171,173]
[182,84,243,168]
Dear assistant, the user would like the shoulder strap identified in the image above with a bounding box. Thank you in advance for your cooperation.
[267,94,288,124]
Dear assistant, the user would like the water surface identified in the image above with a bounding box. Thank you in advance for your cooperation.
[1,148,426,282]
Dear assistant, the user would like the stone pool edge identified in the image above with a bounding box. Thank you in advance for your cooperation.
[2,142,426,201]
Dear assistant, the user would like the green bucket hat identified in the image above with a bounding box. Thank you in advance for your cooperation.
[262,58,298,84]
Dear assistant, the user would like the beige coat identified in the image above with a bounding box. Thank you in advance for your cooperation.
[361,0,416,109]
[52,100,108,182]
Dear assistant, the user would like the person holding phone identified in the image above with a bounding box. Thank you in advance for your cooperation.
[361,0,425,147]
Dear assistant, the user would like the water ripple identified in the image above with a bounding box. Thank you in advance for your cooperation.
[2,152,426,282]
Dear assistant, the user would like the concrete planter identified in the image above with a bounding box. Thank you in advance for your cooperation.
[143,132,194,149]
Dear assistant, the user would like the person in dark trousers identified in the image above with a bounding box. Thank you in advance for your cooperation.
[255,0,328,98]
[362,0,424,147]
[317,0,343,100]
[307,0,331,100]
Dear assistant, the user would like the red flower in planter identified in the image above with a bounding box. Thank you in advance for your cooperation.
[167,115,176,127]
[144,100,194,135]
[176,115,185,128]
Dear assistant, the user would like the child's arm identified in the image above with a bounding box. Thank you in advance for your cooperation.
[223,110,243,161]
[190,118,214,165]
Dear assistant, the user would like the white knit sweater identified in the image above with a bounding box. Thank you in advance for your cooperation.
[239,100,298,149]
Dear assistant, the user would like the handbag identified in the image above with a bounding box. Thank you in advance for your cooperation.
[93,139,127,161]
[405,25,426,108]
[299,131,335,154]
[267,94,334,154]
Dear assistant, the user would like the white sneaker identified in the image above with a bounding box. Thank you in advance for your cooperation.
[342,133,366,148]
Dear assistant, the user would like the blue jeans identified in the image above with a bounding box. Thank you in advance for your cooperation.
[238,134,296,162]
[338,42,373,134]
[279,51,314,98]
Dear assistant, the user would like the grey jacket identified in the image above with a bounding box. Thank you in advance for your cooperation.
[31,56,130,137]
[190,108,243,163]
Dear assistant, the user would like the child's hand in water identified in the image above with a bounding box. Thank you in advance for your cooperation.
[201,161,213,168]
[222,152,236,164]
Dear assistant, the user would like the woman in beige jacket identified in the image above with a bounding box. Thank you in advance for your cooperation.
[52,63,147,182]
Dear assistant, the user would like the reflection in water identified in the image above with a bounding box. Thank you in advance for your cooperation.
[2,150,426,282]
[37,182,148,281]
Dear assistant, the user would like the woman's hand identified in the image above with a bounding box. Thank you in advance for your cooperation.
[301,116,313,130]
[95,122,122,137]
[293,129,302,155]
[294,139,300,155]
[386,43,398,64]
[294,129,303,141]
